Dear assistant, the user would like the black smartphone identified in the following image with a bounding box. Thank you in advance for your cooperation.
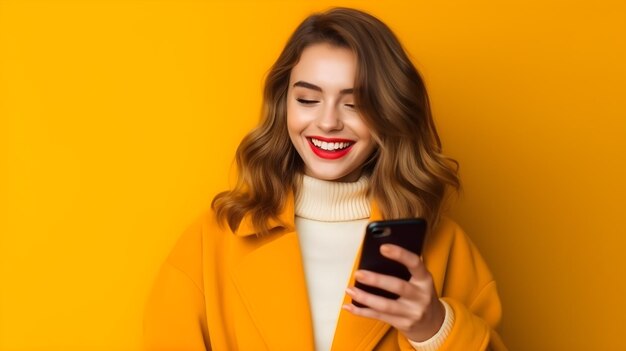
[352,218,427,308]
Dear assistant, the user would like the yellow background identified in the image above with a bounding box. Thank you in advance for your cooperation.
[1,0,624,350]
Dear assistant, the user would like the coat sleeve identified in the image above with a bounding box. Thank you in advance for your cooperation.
[397,219,508,351]
[435,286,507,350]
[143,215,211,351]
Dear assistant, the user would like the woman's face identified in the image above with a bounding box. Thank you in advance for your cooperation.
[287,43,376,182]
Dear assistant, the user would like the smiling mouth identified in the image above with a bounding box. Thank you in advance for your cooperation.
[306,137,355,160]
[308,137,354,151]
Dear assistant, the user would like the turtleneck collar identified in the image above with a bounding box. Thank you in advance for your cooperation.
[294,174,371,222]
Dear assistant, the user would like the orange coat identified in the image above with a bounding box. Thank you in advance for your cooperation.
[144,195,507,350]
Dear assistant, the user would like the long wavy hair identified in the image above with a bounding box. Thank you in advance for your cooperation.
[212,7,460,235]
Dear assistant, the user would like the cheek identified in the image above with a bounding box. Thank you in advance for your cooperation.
[351,120,377,154]
[286,114,307,150]
[351,119,374,143]
[286,102,298,135]
[286,104,310,135]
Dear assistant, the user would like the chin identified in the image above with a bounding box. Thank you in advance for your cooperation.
[306,168,359,182]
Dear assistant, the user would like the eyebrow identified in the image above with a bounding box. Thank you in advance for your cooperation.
[293,81,354,95]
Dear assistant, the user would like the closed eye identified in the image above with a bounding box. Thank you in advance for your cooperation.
[296,98,319,105]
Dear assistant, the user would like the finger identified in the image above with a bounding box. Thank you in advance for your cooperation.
[342,302,415,332]
[345,286,413,316]
[380,244,430,281]
[354,270,420,299]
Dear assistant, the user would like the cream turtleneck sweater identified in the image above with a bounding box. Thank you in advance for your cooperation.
[294,175,453,351]
[295,175,370,351]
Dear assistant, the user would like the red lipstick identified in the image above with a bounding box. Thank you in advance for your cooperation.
[307,136,355,160]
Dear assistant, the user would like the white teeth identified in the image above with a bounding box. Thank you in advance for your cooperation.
[310,138,352,151]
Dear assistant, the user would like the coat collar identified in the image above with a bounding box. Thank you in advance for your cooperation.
[229,192,391,350]
[232,193,296,237]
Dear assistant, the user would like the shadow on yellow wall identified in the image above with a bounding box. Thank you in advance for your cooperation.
[1,0,624,350]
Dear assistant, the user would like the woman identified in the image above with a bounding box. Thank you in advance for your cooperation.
[144,7,506,351]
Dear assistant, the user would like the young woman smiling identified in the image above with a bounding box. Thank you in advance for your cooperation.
[144,7,507,351]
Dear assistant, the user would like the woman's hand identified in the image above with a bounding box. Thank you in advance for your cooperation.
[342,244,446,342]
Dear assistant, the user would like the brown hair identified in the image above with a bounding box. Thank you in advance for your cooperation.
[212,7,460,235]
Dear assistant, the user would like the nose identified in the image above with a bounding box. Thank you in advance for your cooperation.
[316,104,343,132]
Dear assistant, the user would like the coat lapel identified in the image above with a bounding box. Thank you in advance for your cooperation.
[330,201,391,350]
[229,194,315,350]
